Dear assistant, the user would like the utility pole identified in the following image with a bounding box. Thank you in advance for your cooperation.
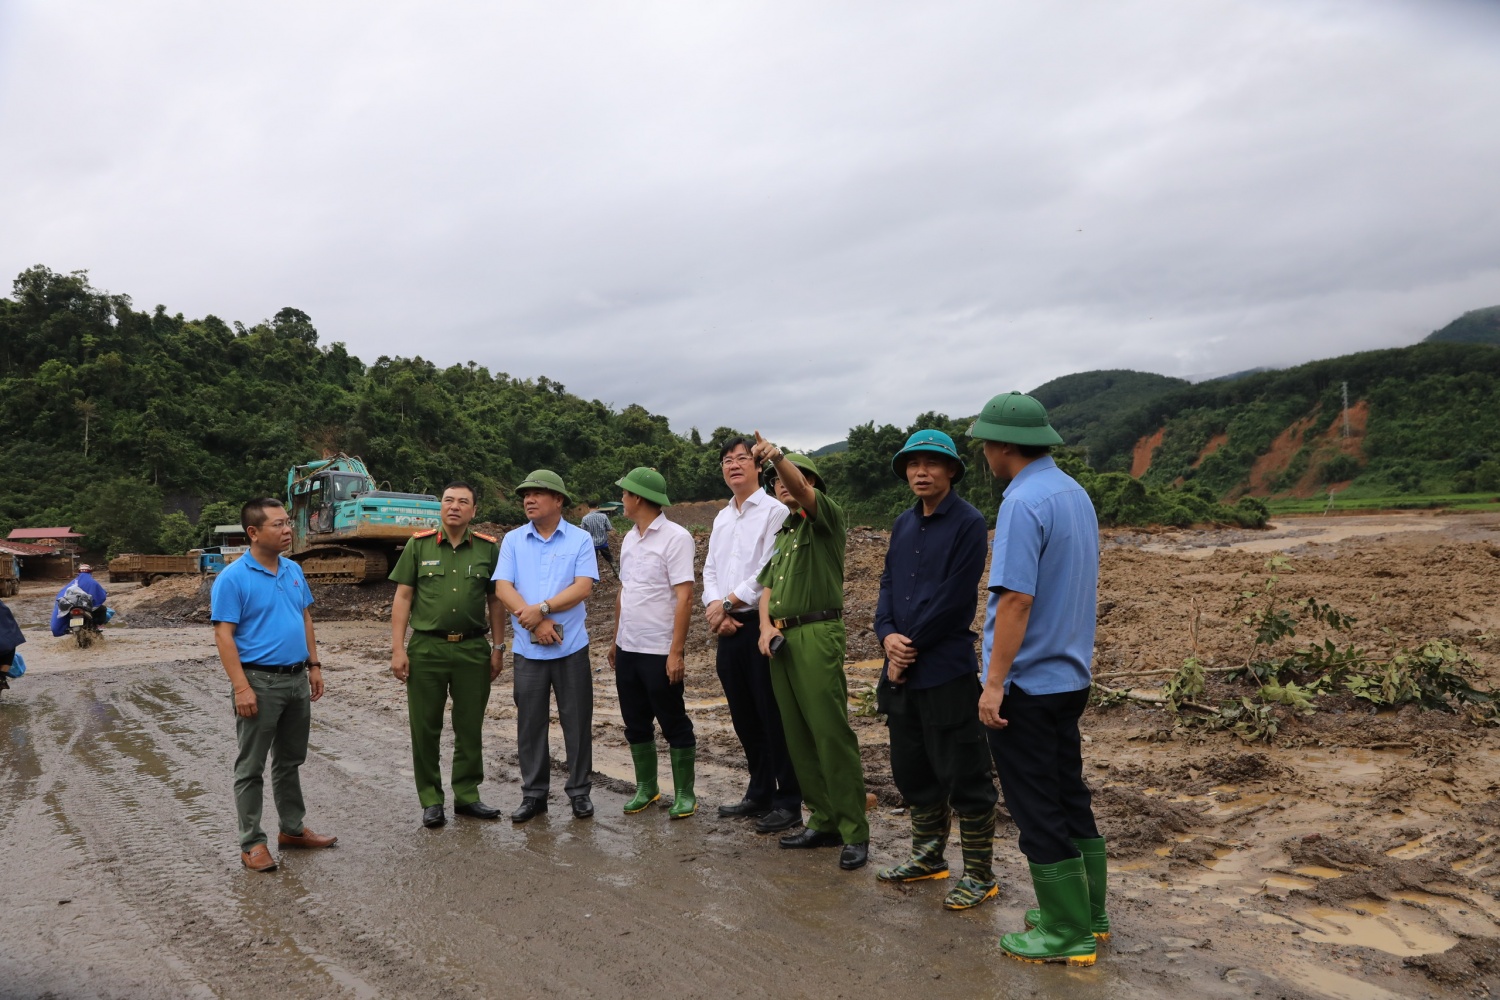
[1341,381,1350,439]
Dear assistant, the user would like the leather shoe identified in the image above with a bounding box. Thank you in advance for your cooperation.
[278,827,337,849]
[454,800,501,820]
[839,842,869,871]
[717,798,770,818]
[571,795,594,819]
[510,797,547,823]
[779,826,842,849]
[241,844,277,872]
[422,804,446,828]
[754,807,801,833]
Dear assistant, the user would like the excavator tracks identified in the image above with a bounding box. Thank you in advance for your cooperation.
[291,546,389,585]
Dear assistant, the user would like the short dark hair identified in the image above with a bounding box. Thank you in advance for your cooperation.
[719,436,753,461]
[1017,444,1052,459]
[442,481,476,502]
[588,498,601,508]
[241,497,285,533]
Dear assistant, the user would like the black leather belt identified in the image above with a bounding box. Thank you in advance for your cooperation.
[770,609,842,631]
[242,660,309,674]
[729,609,759,622]
[416,627,490,643]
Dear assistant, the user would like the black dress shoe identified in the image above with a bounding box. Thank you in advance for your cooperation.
[570,795,594,819]
[754,807,801,833]
[510,797,547,823]
[779,826,842,849]
[839,842,869,871]
[717,798,771,818]
[454,800,502,820]
[421,804,446,828]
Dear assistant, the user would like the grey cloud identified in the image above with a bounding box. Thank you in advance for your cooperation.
[2,0,1498,446]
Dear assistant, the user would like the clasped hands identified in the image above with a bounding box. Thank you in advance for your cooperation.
[882,632,917,684]
[516,602,562,645]
[704,600,742,636]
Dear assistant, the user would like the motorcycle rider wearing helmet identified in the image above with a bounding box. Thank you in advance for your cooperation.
[50,563,108,636]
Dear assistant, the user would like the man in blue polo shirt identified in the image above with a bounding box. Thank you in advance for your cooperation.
[211,497,336,873]
[492,470,599,822]
[873,429,997,911]
[972,392,1106,966]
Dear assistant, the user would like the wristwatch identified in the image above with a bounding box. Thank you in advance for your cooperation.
[539,600,552,616]
[722,597,735,613]
[490,641,507,653]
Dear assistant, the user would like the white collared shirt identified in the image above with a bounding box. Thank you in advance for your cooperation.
[617,513,696,655]
[701,488,789,611]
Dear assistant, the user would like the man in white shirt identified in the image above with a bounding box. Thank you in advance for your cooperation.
[701,437,802,833]
[609,467,699,819]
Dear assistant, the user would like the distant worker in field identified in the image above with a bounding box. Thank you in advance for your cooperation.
[971,392,1107,966]
[752,434,869,871]
[610,468,698,819]
[492,471,600,822]
[211,497,337,873]
[580,499,617,578]
[50,562,108,636]
[701,435,801,832]
[873,429,998,910]
[389,482,506,829]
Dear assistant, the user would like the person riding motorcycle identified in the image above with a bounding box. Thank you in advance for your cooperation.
[51,564,109,637]
[0,597,24,693]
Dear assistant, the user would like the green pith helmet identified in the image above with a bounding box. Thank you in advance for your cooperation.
[891,429,967,484]
[616,467,671,507]
[515,469,573,503]
[968,392,1064,446]
[781,453,823,489]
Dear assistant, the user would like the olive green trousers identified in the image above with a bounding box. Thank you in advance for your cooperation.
[407,632,493,809]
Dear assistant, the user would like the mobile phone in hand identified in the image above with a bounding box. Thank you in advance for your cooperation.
[768,634,785,655]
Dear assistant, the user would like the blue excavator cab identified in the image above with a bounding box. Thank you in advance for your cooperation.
[286,455,442,583]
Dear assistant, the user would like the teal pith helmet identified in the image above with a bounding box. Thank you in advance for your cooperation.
[968,392,1064,446]
[616,467,671,507]
[515,469,573,504]
[891,429,967,484]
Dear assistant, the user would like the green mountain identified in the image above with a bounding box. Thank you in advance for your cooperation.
[1029,369,1189,461]
[1424,306,1500,346]
[1095,341,1500,499]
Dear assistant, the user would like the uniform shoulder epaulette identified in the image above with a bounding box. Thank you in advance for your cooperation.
[411,528,438,539]
[473,531,498,543]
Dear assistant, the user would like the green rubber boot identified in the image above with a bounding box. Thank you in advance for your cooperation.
[667,746,697,819]
[623,742,660,814]
[1025,837,1110,938]
[1001,858,1097,966]
[943,809,998,910]
[877,803,951,882]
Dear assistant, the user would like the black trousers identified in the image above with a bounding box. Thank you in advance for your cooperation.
[986,684,1099,865]
[882,673,998,816]
[715,616,801,811]
[615,649,695,749]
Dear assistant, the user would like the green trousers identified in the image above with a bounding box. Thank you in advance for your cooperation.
[407,632,492,808]
[769,619,869,844]
[233,670,310,851]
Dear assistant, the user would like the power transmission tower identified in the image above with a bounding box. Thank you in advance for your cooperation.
[1341,381,1350,439]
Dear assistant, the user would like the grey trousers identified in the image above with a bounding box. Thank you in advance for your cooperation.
[232,670,310,851]
[513,648,593,798]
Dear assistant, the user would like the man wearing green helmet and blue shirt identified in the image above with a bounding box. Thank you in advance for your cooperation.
[751,432,869,871]
[492,469,600,822]
[609,467,699,819]
[873,429,998,910]
[971,392,1108,966]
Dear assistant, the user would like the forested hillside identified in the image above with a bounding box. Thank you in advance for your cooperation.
[0,266,1266,555]
[1425,306,1500,346]
[1029,369,1189,460]
[1104,341,1500,498]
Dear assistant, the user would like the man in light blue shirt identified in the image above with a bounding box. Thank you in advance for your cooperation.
[972,392,1106,967]
[492,470,599,822]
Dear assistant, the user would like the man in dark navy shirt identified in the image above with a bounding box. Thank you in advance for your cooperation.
[872,429,998,910]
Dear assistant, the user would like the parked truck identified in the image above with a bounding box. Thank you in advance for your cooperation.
[286,454,442,584]
[108,553,202,584]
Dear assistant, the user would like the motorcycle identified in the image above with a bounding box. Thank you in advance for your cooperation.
[56,587,102,649]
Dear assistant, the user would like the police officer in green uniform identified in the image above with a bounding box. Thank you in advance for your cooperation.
[751,433,870,871]
[390,481,507,828]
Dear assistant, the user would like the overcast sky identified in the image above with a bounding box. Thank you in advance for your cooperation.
[3,1,1499,448]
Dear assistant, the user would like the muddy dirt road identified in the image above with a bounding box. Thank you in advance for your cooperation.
[4,511,1500,998]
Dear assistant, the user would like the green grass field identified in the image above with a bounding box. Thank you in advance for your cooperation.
[1265,492,1500,515]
